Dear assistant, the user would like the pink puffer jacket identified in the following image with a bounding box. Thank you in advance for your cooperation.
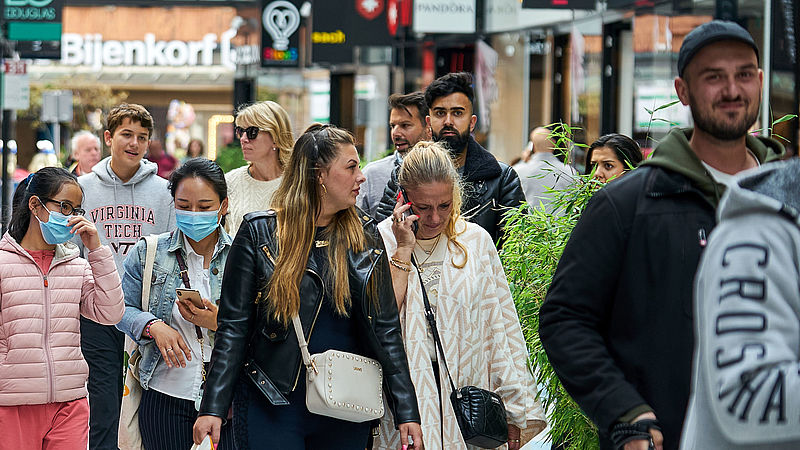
[0,232,124,406]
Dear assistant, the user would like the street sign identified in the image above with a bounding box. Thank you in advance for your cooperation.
[2,60,29,110]
[41,90,72,123]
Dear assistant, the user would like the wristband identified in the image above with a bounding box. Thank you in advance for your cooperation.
[389,257,411,272]
[143,319,163,339]
[610,419,660,449]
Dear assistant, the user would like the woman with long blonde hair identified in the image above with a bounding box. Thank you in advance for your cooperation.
[224,101,294,234]
[194,124,423,449]
[375,142,546,450]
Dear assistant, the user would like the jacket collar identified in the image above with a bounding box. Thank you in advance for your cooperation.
[460,137,501,182]
[262,208,378,272]
[0,232,80,265]
[167,227,232,257]
[642,127,785,207]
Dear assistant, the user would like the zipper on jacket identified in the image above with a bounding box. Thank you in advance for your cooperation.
[361,250,383,324]
[42,271,55,403]
[698,228,707,248]
[291,268,324,391]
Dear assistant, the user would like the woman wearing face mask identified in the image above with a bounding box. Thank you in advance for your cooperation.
[0,167,124,449]
[116,158,237,450]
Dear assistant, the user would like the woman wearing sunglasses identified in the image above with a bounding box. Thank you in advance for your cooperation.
[225,101,294,235]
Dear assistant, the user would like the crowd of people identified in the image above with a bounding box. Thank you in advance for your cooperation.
[0,18,797,450]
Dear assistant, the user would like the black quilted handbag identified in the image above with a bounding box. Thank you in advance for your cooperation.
[413,257,509,448]
[450,385,509,447]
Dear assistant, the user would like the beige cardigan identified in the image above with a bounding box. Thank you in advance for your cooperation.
[374,219,546,450]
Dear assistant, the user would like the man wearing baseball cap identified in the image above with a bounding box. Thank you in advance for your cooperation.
[540,20,784,450]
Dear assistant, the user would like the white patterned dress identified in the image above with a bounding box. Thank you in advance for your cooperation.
[374,219,546,450]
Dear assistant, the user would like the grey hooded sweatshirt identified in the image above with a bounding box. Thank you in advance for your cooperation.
[78,156,175,272]
[681,159,800,450]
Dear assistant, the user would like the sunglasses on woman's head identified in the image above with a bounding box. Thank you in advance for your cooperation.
[235,126,262,140]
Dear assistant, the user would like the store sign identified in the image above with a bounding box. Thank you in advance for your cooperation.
[261,0,302,67]
[61,32,249,70]
[413,0,475,34]
[312,0,392,64]
[4,0,63,41]
[522,0,596,9]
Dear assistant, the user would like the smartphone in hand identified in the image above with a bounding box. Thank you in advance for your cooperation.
[399,187,419,235]
[176,288,205,309]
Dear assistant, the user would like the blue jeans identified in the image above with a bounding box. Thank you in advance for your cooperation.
[233,379,370,450]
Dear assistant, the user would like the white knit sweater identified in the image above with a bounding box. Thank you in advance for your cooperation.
[224,165,282,235]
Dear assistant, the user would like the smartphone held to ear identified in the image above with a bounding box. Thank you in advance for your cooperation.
[399,187,419,235]
[176,288,205,309]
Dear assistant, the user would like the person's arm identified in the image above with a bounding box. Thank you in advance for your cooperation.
[79,244,124,325]
[498,164,527,208]
[198,219,260,419]
[375,167,401,223]
[385,196,416,311]
[115,240,159,344]
[539,188,649,434]
[693,217,800,444]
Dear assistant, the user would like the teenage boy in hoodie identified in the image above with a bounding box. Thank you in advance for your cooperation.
[681,159,800,449]
[78,103,175,449]
[539,21,784,450]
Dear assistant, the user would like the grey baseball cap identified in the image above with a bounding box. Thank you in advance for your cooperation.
[677,20,758,77]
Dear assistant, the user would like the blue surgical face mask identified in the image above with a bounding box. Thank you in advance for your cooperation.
[175,208,220,242]
[35,202,74,245]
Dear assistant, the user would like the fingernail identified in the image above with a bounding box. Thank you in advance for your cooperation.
[396,191,402,200]
[406,202,412,206]
[402,446,408,450]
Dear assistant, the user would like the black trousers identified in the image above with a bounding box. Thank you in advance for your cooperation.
[80,317,125,450]
[139,388,236,450]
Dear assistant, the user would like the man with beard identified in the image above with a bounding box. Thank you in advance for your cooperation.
[375,72,525,246]
[539,21,784,450]
[358,92,429,216]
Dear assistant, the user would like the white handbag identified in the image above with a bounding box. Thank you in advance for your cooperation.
[291,315,384,422]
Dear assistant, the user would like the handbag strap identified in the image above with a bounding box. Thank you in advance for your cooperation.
[291,315,314,370]
[175,245,208,382]
[411,255,457,394]
[174,249,204,343]
[141,234,159,312]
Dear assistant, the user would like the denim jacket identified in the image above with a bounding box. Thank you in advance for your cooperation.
[116,227,232,391]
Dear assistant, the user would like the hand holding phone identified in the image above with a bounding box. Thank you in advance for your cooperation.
[176,288,205,309]
[399,187,419,235]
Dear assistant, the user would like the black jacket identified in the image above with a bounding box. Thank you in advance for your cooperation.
[539,128,784,450]
[198,209,421,427]
[375,137,526,245]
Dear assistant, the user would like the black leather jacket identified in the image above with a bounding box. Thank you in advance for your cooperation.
[375,137,526,246]
[198,209,421,427]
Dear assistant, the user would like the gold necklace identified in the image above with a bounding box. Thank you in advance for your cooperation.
[414,234,442,272]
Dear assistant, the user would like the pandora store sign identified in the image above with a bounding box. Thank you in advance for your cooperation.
[61,32,260,70]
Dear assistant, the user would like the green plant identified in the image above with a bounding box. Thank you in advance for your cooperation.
[501,123,602,449]
[214,144,247,173]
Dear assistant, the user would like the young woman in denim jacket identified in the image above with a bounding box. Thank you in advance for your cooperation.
[116,158,236,450]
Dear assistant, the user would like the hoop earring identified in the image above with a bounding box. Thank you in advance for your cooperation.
[321,183,327,198]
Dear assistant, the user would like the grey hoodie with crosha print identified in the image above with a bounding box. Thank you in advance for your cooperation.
[682,159,800,450]
[78,156,175,272]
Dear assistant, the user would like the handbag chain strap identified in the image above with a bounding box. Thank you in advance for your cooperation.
[291,315,316,373]
[175,249,206,381]
[411,255,458,395]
